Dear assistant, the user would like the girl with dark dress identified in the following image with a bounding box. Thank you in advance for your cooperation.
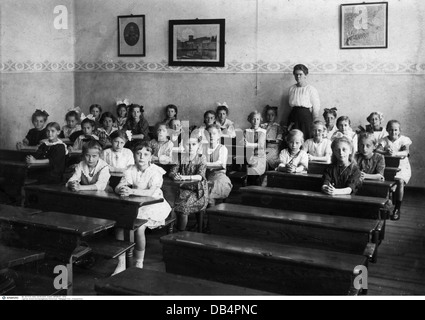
[17,109,49,149]
[123,104,150,149]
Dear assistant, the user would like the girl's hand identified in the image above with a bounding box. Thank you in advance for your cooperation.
[174,174,183,181]
[26,155,36,164]
[360,171,366,181]
[308,154,315,162]
[322,184,336,196]
[16,142,23,150]
[119,186,133,197]
[377,174,385,181]
[69,181,80,192]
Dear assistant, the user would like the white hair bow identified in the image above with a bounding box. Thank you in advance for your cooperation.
[126,130,133,142]
[117,99,131,106]
[80,113,96,121]
[68,106,81,114]
[216,102,229,108]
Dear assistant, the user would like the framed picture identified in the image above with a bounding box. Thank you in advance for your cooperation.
[118,15,146,57]
[340,2,388,49]
[169,19,225,67]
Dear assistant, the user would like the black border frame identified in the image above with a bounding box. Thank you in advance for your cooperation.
[340,2,388,50]
[118,15,146,57]
[169,19,226,67]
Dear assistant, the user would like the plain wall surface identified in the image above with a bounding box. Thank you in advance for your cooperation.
[1,0,424,186]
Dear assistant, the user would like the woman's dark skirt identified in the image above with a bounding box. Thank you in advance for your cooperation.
[288,107,313,139]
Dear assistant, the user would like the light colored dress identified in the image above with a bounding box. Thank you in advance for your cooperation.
[206,144,233,200]
[278,149,309,172]
[378,136,412,184]
[289,84,321,120]
[365,125,388,142]
[149,140,175,164]
[61,125,81,139]
[326,126,338,140]
[101,148,134,170]
[119,164,172,228]
[303,138,332,161]
[217,119,236,138]
[245,128,267,176]
[116,117,127,130]
[261,122,283,169]
[66,159,111,191]
[71,134,99,151]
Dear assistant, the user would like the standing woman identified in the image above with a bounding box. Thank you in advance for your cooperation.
[288,64,321,139]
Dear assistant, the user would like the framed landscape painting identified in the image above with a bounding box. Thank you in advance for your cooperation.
[341,2,388,49]
[169,19,225,67]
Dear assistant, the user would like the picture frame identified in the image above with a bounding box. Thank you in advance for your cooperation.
[340,2,388,49]
[118,15,146,57]
[169,19,225,67]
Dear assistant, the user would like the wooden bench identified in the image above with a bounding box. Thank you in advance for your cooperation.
[384,167,401,181]
[384,156,404,168]
[89,238,135,259]
[0,208,116,295]
[208,203,384,262]
[95,268,272,296]
[240,186,390,220]
[0,245,45,295]
[160,232,367,295]
[266,171,396,199]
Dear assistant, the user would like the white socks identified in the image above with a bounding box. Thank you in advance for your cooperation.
[112,254,126,276]
[134,249,145,269]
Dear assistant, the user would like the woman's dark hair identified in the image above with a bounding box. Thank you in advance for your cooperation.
[204,110,216,119]
[82,140,103,155]
[126,104,145,127]
[65,111,80,122]
[264,105,278,118]
[100,112,117,124]
[323,108,338,119]
[133,141,153,155]
[32,109,49,122]
[293,64,309,76]
[46,122,61,131]
[81,118,96,128]
[216,105,229,115]
[89,104,103,114]
[116,104,128,117]
[337,116,351,127]
[109,130,128,142]
[166,104,178,118]
[386,120,401,131]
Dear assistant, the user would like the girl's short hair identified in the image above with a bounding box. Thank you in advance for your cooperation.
[100,112,117,124]
[128,104,144,119]
[116,104,128,116]
[32,109,49,122]
[323,107,338,119]
[386,120,401,131]
[109,130,128,142]
[337,116,351,126]
[65,111,80,122]
[204,110,216,119]
[82,140,103,155]
[367,112,384,123]
[155,121,169,132]
[81,118,96,128]
[286,129,305,143]
[89,104,103,113]
[46,122,61,131]
[169,118,181,129]
[264,105,278,117]
[166,104,178,117]
[293,64,309,76]
[133,141,153,155]
[216,105,229,115]
[358,132,377,146]
[331,137,354,164]
[247,110,262,123]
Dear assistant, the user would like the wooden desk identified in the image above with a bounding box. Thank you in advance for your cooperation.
[95,268,273,296]
[0,149,36,162]
[385,156,405,168]
[307,161,329,174]
[208,203,383,262]
[266,171,396,199]
[24,185,160,267]
[0,245,45,270]
[0,208,115,295]
[161,232,367,295]
[240,186,389,220]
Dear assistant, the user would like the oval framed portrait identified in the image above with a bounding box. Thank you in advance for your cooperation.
[118,15,146,56]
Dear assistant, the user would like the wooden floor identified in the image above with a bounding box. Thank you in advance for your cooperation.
[44,189,425,295]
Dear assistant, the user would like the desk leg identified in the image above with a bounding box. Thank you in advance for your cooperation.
[66,259,73,296]
[124,229,135,269]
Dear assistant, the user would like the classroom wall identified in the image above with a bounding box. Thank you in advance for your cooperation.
[0,0,76,147]
[1,0,425,187]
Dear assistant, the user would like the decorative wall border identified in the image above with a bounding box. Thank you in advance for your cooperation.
[1,60,425,74]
